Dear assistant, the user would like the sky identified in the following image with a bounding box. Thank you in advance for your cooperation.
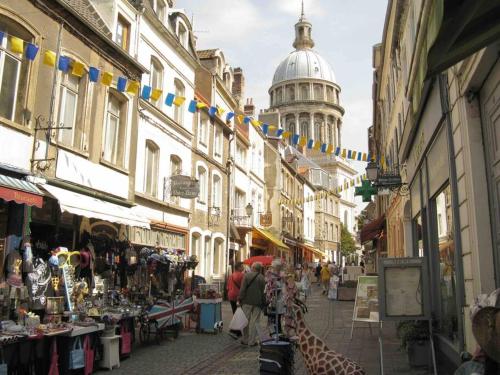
[176,0,387,166]
[176,0,388,209]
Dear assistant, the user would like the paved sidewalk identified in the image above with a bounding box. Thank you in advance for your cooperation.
[99,285,432,374]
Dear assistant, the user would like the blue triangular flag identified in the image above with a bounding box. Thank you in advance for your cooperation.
[226,112,235,122]
[262,124,269,135]
[321,144,327,153]
[58,56,70,72]
[141,85,152,100]
[165,93,175,106]
[357,152,362,161]
[208,106,217,117]
[25,43,39,60]
[335,147,341,156]
[117,77,127,92]
[292,134,300,145]
[0,32,4,44]
[276,129,284,137]
[188,100,197,113]
[347,150,352,159]
[243,117,251,124]
[89,67,100,82]
[307,139,314,149]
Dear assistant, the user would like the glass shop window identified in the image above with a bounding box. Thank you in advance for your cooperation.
[433,184,458,345]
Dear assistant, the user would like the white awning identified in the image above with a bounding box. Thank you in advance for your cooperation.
[41,184,150,229]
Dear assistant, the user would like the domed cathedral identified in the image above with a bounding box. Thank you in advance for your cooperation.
[263,2,358,240]
[269,5,344,153]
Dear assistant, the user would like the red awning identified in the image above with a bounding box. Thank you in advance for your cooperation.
[0,175,43,208]
[360,215,386,243]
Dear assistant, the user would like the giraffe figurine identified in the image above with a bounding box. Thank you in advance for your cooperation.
[293,301,365,375]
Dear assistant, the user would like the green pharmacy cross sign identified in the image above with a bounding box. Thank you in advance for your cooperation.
[355,180,378,202]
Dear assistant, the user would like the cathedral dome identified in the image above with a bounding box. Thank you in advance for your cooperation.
[272,49,336,86]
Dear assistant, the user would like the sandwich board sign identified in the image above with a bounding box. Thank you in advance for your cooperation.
[352,275,379,323]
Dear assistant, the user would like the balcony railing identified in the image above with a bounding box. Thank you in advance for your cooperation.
[231,207,252,228]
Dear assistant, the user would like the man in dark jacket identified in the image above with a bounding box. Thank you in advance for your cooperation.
[238,262,266,346]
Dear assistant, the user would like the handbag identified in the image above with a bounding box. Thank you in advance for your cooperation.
[229,307,248,332]
[48,340,59,375]
[83,335,94,375]
[121,323,132,355]
[69,337,85,369]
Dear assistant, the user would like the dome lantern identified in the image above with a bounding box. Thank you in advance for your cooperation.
[293,0,314,50]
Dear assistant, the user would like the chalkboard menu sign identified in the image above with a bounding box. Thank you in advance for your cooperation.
[378,257,430,321]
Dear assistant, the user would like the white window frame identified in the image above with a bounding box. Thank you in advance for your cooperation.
[211,171,222,209]
[213,125,223,160]
[144,140,159,197]
[0,36,22,122]
[174,78,185,125]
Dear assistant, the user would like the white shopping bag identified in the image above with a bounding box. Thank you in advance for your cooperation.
[229,307,248,331]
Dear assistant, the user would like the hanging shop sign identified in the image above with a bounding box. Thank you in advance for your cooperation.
[128,226,186,251]
[170,175,200,199]
[260,213,272,227]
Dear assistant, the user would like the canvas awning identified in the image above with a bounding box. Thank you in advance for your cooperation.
[302,244,325,259]
[0,174,44,208]
[41,184,150,229]
[360,215,386,244]
[252,227,289,250]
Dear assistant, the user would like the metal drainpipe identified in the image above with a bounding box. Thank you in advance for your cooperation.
[438,73,465,354]
[224,133,234,299]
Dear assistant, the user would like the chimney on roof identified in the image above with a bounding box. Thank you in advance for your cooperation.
[232,67,245,109]
[244,98,255,116]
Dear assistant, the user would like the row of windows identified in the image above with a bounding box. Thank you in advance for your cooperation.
[197,111,223,160]
[196,166,222,209]
[271,83,339,106]
[191,233,225,276]
[143,143,182,202]
[284,119,339,146]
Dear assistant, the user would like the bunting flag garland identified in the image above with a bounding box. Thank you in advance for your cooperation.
[43,50,56,67]
[101,71,113,86]
[71,61,85,77]
[188,100,197,113]
[10,36,24,54]
[165,93,175,106]
[25,43,39,60]
[172,96,186,106]
[150,88,163,101]
[141,85,152,100]
[1,29,388,164]
[117,77,127,92]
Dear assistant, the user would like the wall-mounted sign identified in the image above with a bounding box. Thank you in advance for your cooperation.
[128,227,186,250]
[170,175,200,199]
[260,213,272,227]
[378,257,430,321]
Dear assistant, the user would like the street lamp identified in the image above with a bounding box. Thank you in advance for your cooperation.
[245,203,253,217]
[365,161,379,182]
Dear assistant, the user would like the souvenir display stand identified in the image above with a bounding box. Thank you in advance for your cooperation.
[0,229,198,374]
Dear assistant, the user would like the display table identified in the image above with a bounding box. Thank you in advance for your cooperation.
[100,335,121,370]
[196,298,223,333]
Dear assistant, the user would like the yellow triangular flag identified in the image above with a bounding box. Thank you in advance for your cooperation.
[43,50,56,67]
[196,102,208,109]
[326,144,334,154]
[237,114,244,124]
[362,153,367,161]
[352,151,357,160]
[341,149,347,158]
[313,141,321,150]
[173,96,186,106]
[71,61,85,77]
[350,180,354,187]
[217,106,225,116]
[10,36,24,54]
[269,125,277,130]
[282,131,292,138]
[298,137,307,147]
[151,88,163,101]
[250,119,260,127]
[126,81,140,95]
[101,71,113,86]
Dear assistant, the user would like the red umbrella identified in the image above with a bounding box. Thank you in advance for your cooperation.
[243,255,274,266]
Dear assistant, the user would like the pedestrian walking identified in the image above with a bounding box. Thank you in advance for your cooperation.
[227,261,245,338]
[315,263,321,285]
[238,262,266,346]
[320,263,331,295]
[265,259,285,336]
[300,264,312,300]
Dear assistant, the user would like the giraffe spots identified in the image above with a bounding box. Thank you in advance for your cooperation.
[307,335,315,346]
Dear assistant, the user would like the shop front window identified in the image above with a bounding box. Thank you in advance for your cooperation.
[414,214,424,257]
[433,184,458,344]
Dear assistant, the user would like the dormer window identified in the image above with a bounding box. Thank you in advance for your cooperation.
[150,0,166,22]
[178,22,187,48]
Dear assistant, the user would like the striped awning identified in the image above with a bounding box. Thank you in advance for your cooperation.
[0,174,44,207]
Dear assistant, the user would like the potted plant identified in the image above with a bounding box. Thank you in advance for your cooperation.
[337,280,357,301]
[397,320,431,367]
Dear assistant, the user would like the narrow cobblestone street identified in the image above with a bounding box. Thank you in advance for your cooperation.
[102,286,432,374]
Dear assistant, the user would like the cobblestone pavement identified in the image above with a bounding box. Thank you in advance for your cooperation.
[99,285,432,374]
